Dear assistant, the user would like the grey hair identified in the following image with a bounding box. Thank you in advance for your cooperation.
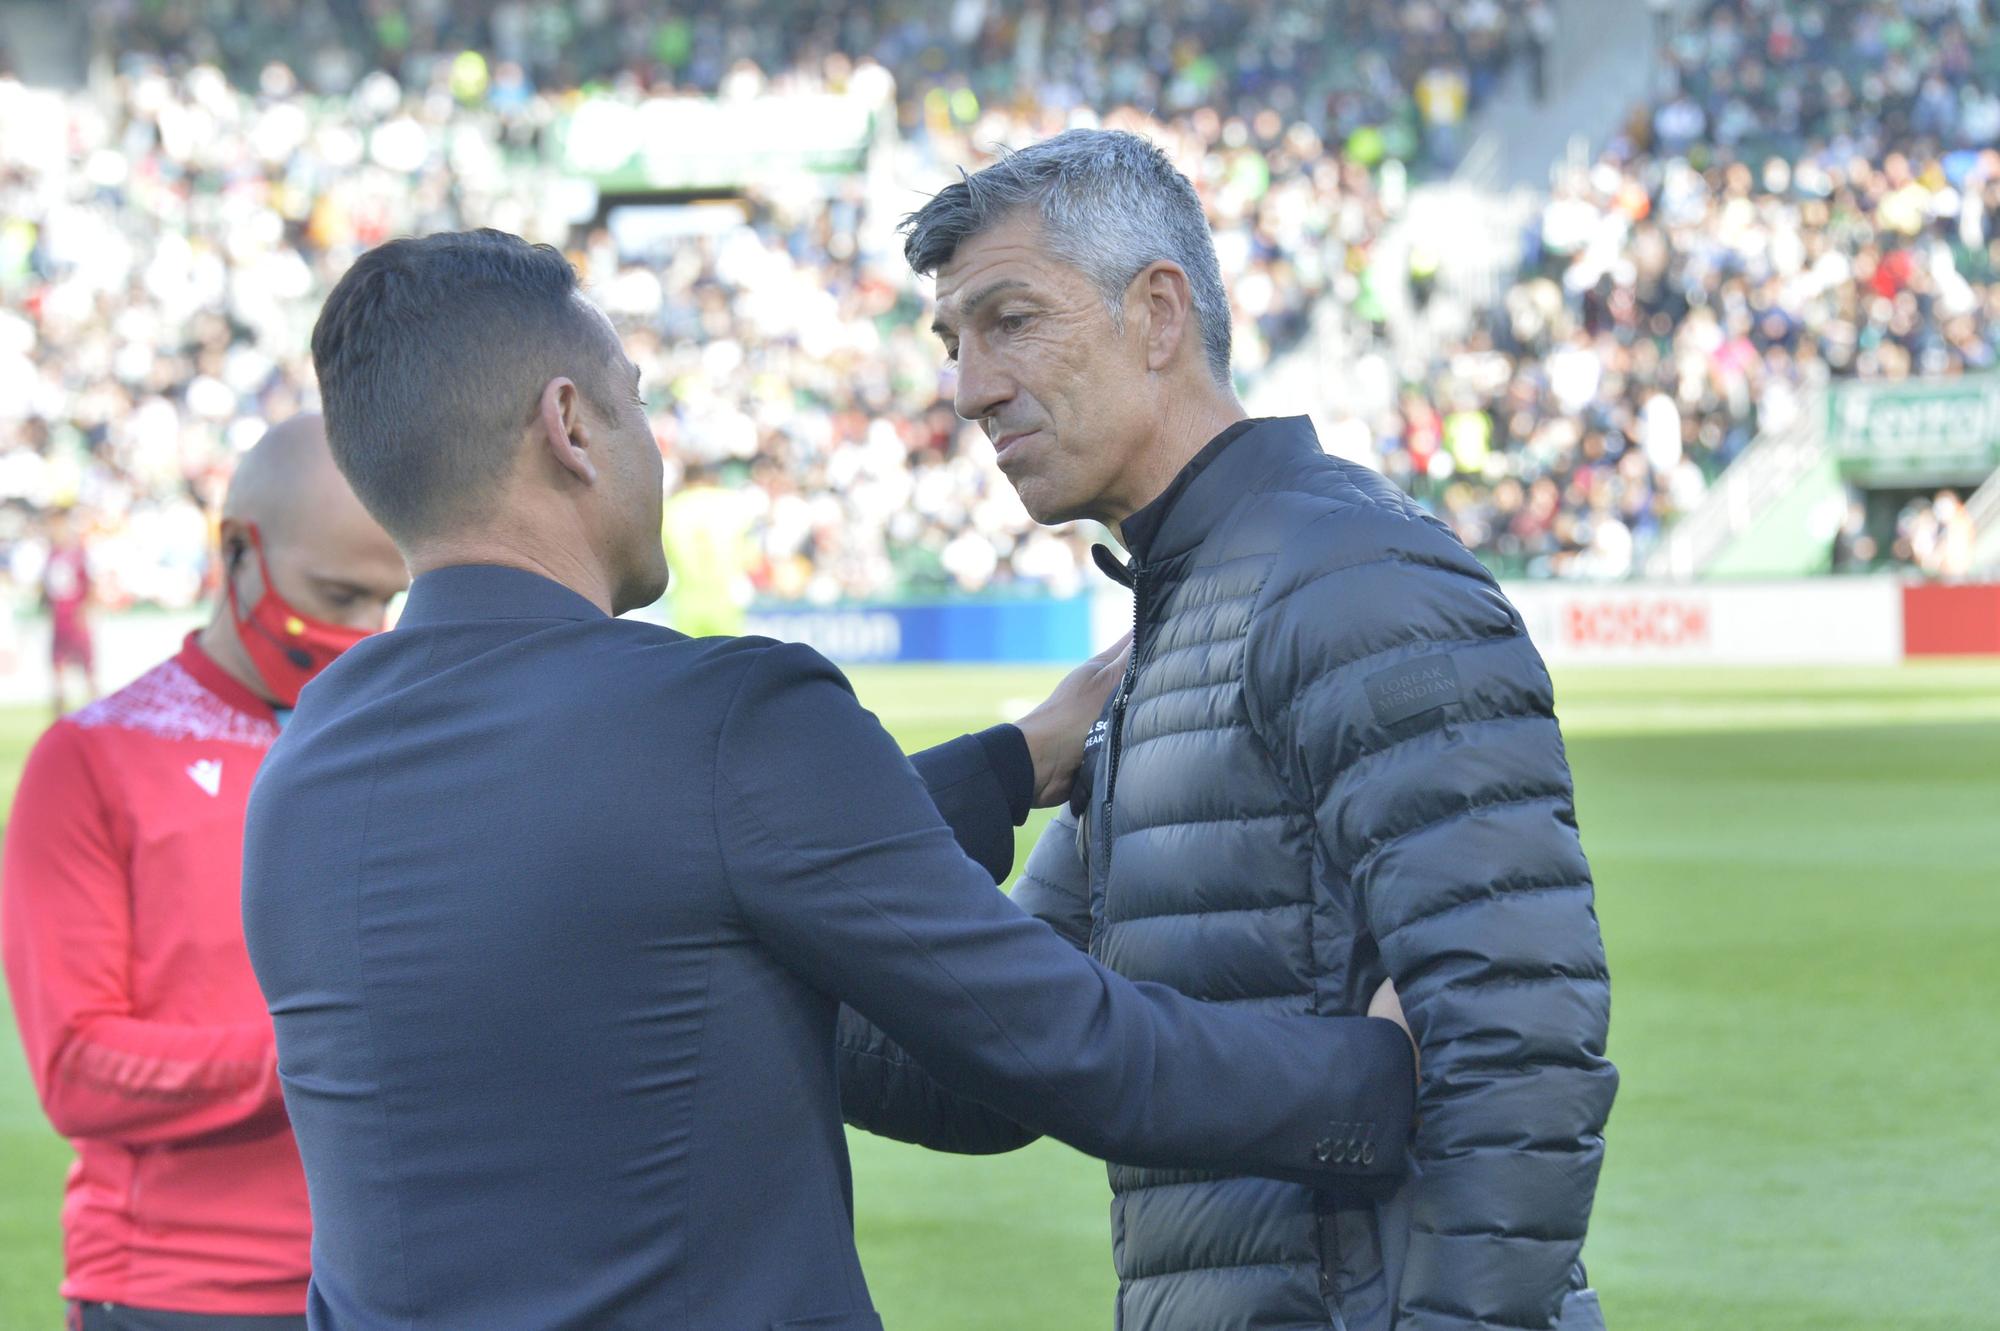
[901,129,1233,386]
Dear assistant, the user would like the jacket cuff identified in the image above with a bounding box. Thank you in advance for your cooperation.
[906,729,1027,884]
[974,724,1034,827]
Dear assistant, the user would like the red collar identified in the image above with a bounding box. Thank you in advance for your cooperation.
[175,631,280,725]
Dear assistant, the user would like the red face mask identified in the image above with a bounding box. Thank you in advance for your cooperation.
[228,524,373,708]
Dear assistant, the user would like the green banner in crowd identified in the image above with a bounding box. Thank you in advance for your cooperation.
[1825,375,2000,486]
[554,93,878,192]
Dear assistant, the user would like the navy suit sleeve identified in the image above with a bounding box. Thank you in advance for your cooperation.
[714,642,1414,1182]
[836,799,1096,1151]
[905,725,1030,884]
[838,724,1039,1153]
[835,1005,1037,1154]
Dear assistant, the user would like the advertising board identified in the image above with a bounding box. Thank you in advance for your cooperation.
[1497,579,1906,666]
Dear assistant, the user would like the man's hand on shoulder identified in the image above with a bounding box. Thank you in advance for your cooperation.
[1012,632,1131,808]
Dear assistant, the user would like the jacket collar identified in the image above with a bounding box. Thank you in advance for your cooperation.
[396,565,610,629]
[1110,415,1324,571]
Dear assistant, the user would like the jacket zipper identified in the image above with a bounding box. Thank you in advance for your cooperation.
[1315,1207,1340,1316]
[1098,562,1145,881]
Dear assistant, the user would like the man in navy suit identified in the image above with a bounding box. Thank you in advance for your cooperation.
[241,228,1416,1330]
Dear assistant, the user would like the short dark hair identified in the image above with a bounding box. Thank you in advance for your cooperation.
[310,228,618,542]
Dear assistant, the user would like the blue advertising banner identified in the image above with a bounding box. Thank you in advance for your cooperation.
[744,596,1097,664]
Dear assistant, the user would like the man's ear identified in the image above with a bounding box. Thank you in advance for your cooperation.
[217,516,247,569]
[216,516,263,602]
[537,377,597,484]
[1135,261,1196,374]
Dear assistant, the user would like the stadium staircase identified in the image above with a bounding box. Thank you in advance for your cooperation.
[1250,0,1665,434]
[1968,465,2000,573]
[1376,0,1660,370]
[1246,0,1660,435]
[1351,0,1856,584]
[1643,397,1843,580]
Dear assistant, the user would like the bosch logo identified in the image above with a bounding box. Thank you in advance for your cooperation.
[1562,599,1711,649]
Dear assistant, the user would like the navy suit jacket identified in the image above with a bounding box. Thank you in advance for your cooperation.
[242,566,1414,1331]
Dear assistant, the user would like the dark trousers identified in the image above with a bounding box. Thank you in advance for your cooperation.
[70,1304,306,1331]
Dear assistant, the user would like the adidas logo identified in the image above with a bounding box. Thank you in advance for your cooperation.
[186,759,223,797]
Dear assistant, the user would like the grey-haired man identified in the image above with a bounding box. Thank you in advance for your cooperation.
[846,129,1618,1331]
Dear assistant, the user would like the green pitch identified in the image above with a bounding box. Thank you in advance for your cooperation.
[2,663,1997,1329]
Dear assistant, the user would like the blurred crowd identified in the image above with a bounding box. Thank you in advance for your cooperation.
[1833,486,1981,575]
[1,0,1541,611]
[7,1,1993,614]
[1385,0,2000,578]
[103,0,1526,154]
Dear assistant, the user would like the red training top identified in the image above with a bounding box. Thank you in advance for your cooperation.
[2,634,308,1315]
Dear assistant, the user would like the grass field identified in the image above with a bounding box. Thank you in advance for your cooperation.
[2,663,1997,1329]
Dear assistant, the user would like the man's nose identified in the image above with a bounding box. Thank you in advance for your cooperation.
[953,349,1012,426]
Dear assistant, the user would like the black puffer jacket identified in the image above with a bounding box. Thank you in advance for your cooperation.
[847,416,1616,1331]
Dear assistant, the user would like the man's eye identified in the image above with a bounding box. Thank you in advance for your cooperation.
[998,314,1030,334]
[942,346,959,364]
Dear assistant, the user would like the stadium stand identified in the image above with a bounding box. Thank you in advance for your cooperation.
[4,0,1996,614]
[0,1,1536,609]
[1381,0,2000,577]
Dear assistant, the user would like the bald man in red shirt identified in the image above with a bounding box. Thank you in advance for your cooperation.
[3,415,407,1331]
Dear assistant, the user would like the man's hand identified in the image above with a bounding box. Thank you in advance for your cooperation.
[1012,632,1131,808]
